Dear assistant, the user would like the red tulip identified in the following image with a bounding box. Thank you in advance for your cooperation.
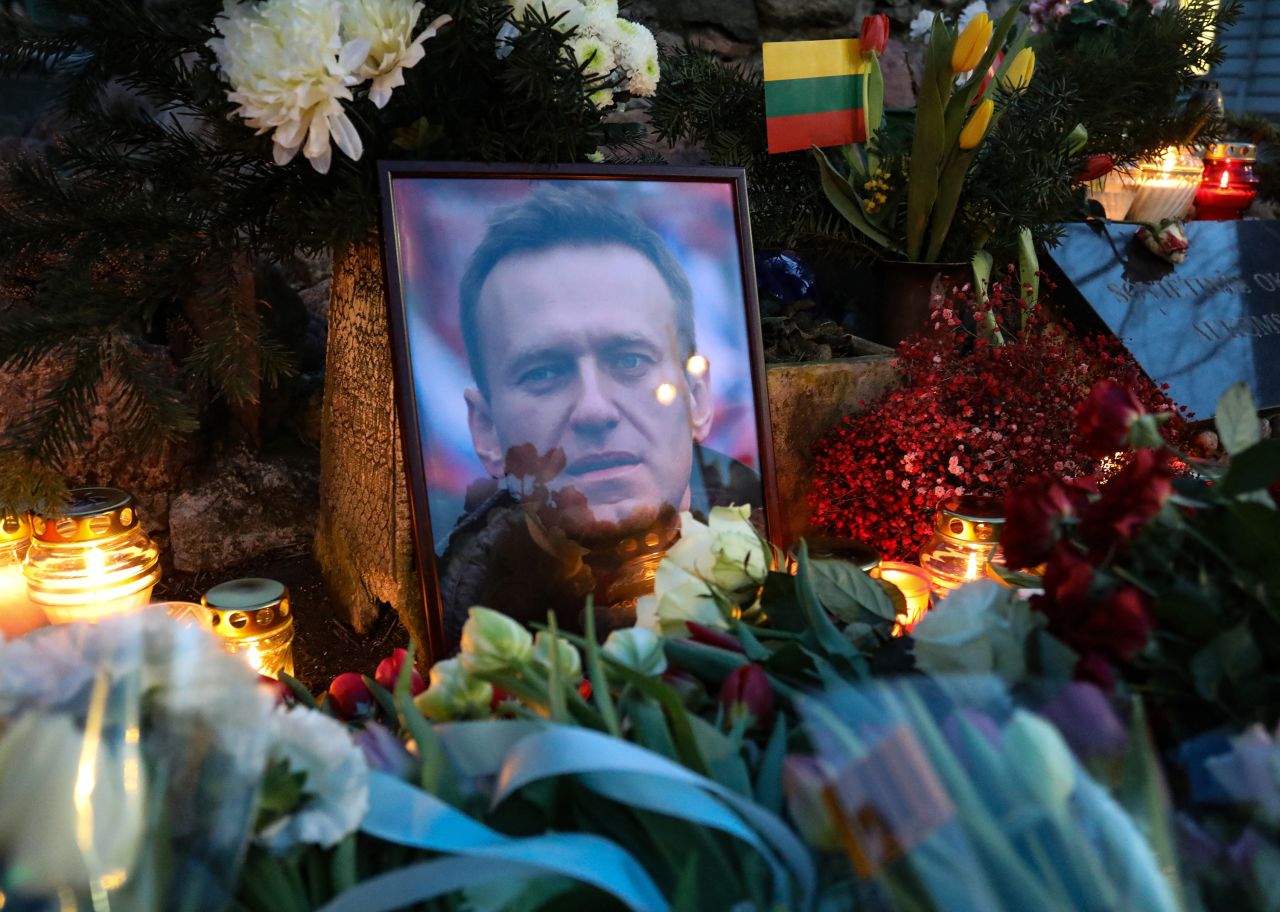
[687,622,746,653]
[577,679,593,701]
[860,14,889,56]
[719,664,775,730]
[1075,153,1114,183]
[328,672,375,719]
[1076,380,1147,457]
[375,647,426,695]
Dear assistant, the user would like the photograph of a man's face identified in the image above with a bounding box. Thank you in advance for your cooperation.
[383,167,770,649]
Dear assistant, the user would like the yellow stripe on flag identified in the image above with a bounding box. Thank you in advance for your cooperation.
[762,38,868,82]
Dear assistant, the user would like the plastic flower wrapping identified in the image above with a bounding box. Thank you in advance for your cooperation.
[0,610,276,909]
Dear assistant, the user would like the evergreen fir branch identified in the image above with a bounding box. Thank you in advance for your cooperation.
[0,451,68,519]
[5,335,107,466]
[107,338,199,445]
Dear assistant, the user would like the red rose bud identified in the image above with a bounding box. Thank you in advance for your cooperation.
[489,685,510,711]
[1075,153,1114,183]
[719,663,775,729]
[860,14,889,55]
[1002,475,1095,569]
[687,622,746,653]
[328,672,375,719]
[1076,380,1147,457]
[577,679,593,701]
[375,647,426,696]
[1041,543,1096,612]
[1095,586,1154,661]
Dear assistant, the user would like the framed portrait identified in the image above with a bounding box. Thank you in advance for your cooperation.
[379,162,779,659]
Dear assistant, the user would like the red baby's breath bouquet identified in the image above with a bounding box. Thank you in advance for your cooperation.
[809,269,1183,559]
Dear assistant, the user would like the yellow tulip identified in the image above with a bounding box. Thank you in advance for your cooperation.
[1001,47,1036,91]
[951,13,992,73]
[959,98,994,150]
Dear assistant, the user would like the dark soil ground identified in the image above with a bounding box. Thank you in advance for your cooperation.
[153,546,407,693]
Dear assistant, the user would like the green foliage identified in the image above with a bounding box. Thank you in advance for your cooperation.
[1033,0,1242,163]
[0,0,638,514]
[647,46,864,255]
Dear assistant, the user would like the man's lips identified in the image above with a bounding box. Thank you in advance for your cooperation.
[566,451,642,479]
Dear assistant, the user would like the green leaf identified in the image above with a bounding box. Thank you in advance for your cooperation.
[865,52,885,170]
[582,598,621,738]
[1191,624,1260,700]
[754,716,788,815]
[905,17,951,260]
[330,835,357,897]
[279,672,319,710]
[364,675,399,726]
[809,557,897,622]
[1017,226,1040,313]
[813,146,894,249]
[793,542,863,663]
[760,571,806,632]
[394,648,459,804]
[1220,438,1280,495]
[924,146,979,261]
[1215,382,1261,455]
[257,758,306,820]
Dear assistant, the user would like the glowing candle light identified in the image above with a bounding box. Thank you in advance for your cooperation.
[203,578,295,679]
[919,495,1005,597]
[1126,146,1203,223]
[873,561,933,633]
[25,489,160,624]
[0,513,46,639]
[1195,142,1260,221]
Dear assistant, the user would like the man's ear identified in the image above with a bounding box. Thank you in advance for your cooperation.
[688,361,713,444]
[465,387,505,477]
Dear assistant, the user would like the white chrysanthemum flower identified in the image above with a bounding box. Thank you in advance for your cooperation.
[580,0,619,37]
[569,31,616,77]
[611,18,659,96]
[342,1,451,109]
[257,706,370,851]
[208,0,370,174]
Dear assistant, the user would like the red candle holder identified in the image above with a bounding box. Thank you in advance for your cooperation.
[1195,142,1260,221]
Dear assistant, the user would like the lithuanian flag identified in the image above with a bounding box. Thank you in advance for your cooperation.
[763,38,868,154]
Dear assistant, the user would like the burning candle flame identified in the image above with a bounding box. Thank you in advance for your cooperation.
[965,550,979,580]
[1220,169,1230,190]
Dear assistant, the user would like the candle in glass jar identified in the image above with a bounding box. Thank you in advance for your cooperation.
[25,488,161,624]
[873,561,932,633]
[0,514,46,638]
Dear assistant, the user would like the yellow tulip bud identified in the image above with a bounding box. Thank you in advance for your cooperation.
[951,13,992,73]
[1001,47,1035,91]
[959,98,994,150]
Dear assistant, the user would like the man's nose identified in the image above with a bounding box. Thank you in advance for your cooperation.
[569,360,621,434]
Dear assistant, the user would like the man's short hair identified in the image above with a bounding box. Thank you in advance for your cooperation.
[459,184,696,397]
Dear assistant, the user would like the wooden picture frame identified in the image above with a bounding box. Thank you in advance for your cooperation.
[378,161,779,661]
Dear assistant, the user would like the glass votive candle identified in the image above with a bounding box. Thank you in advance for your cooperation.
[788,536,880,575]
[919,495,1005,598]
[25,488,161,624]
[1194,142,1260,221]
[203,578,295,679]
[1126,145,1204,223]
[0,513,47,638]
[872,561,932,633]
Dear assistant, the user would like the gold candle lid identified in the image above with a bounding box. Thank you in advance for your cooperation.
[203,577,292,640]
[1205,142,1257,162]
[933,495,1004,545]
[0,514,30,544]
[31,488,139,543]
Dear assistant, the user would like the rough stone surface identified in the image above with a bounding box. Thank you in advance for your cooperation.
[657,0,760,42]
[757,0,871,34]
[766,351,899,546]
[169,445,319,572]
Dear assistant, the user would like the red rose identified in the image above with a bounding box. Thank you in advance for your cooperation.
[374,647,426,695]
[719,664,775,730]
[860,14,889,55]
[1002,475,1095,569]
[1075,153,1115,183]
[1041,543,1096,608]
[1097,586,1153,660]
[328,672,375,719]
[1076,380,1146,457]
[1079,449,1173,551]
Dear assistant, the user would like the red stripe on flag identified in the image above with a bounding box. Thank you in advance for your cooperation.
[767,109,867,155]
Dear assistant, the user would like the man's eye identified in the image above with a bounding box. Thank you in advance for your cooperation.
[517,363,568,387]
[610,352,651,372]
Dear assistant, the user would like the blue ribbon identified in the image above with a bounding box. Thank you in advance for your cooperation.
[492,726,816,910]
[317,771,668,912]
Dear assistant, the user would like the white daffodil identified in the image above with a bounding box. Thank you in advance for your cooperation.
[342,0,451,108]
[257,706,370,851]
[209,0,370,174]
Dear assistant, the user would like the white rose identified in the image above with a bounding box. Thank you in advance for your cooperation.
[911,581,1043,682]
[602,628,667,676]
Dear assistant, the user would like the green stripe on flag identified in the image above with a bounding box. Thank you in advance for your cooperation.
[764,73,864,119]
